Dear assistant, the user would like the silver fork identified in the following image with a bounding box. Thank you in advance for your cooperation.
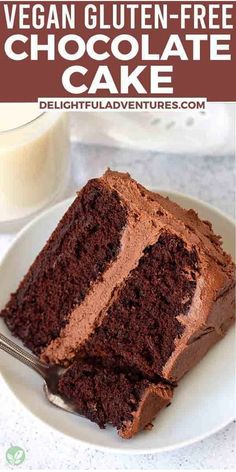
[0,332,77,414]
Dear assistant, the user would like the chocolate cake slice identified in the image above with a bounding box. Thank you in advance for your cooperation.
[1,170,235,437]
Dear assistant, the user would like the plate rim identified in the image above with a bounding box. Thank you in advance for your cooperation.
[0,189,235,455]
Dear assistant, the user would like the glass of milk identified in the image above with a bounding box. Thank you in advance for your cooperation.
[0,104,70,228]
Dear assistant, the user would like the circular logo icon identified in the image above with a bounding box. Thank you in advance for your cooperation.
[6,446,26,466]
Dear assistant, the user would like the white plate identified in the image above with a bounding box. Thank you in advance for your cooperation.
[0,192,235,454]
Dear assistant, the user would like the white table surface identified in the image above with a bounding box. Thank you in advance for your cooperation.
[0,143,235,470]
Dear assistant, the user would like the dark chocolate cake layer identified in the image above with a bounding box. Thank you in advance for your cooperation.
[1,180,127,354]
[59,358,173,438]
[79,232,200,379]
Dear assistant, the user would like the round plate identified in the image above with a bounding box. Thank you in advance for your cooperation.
[0,191,235,454]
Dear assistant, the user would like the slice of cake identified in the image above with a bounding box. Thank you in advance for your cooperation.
[58,359,173,439]
[1,170,235,437]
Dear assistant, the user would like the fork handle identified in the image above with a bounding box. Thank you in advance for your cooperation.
[0,332,48,379]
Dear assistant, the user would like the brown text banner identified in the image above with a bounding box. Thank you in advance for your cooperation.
[0,1,235,102]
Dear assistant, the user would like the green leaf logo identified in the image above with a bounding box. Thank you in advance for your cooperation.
[6,446,26,466]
